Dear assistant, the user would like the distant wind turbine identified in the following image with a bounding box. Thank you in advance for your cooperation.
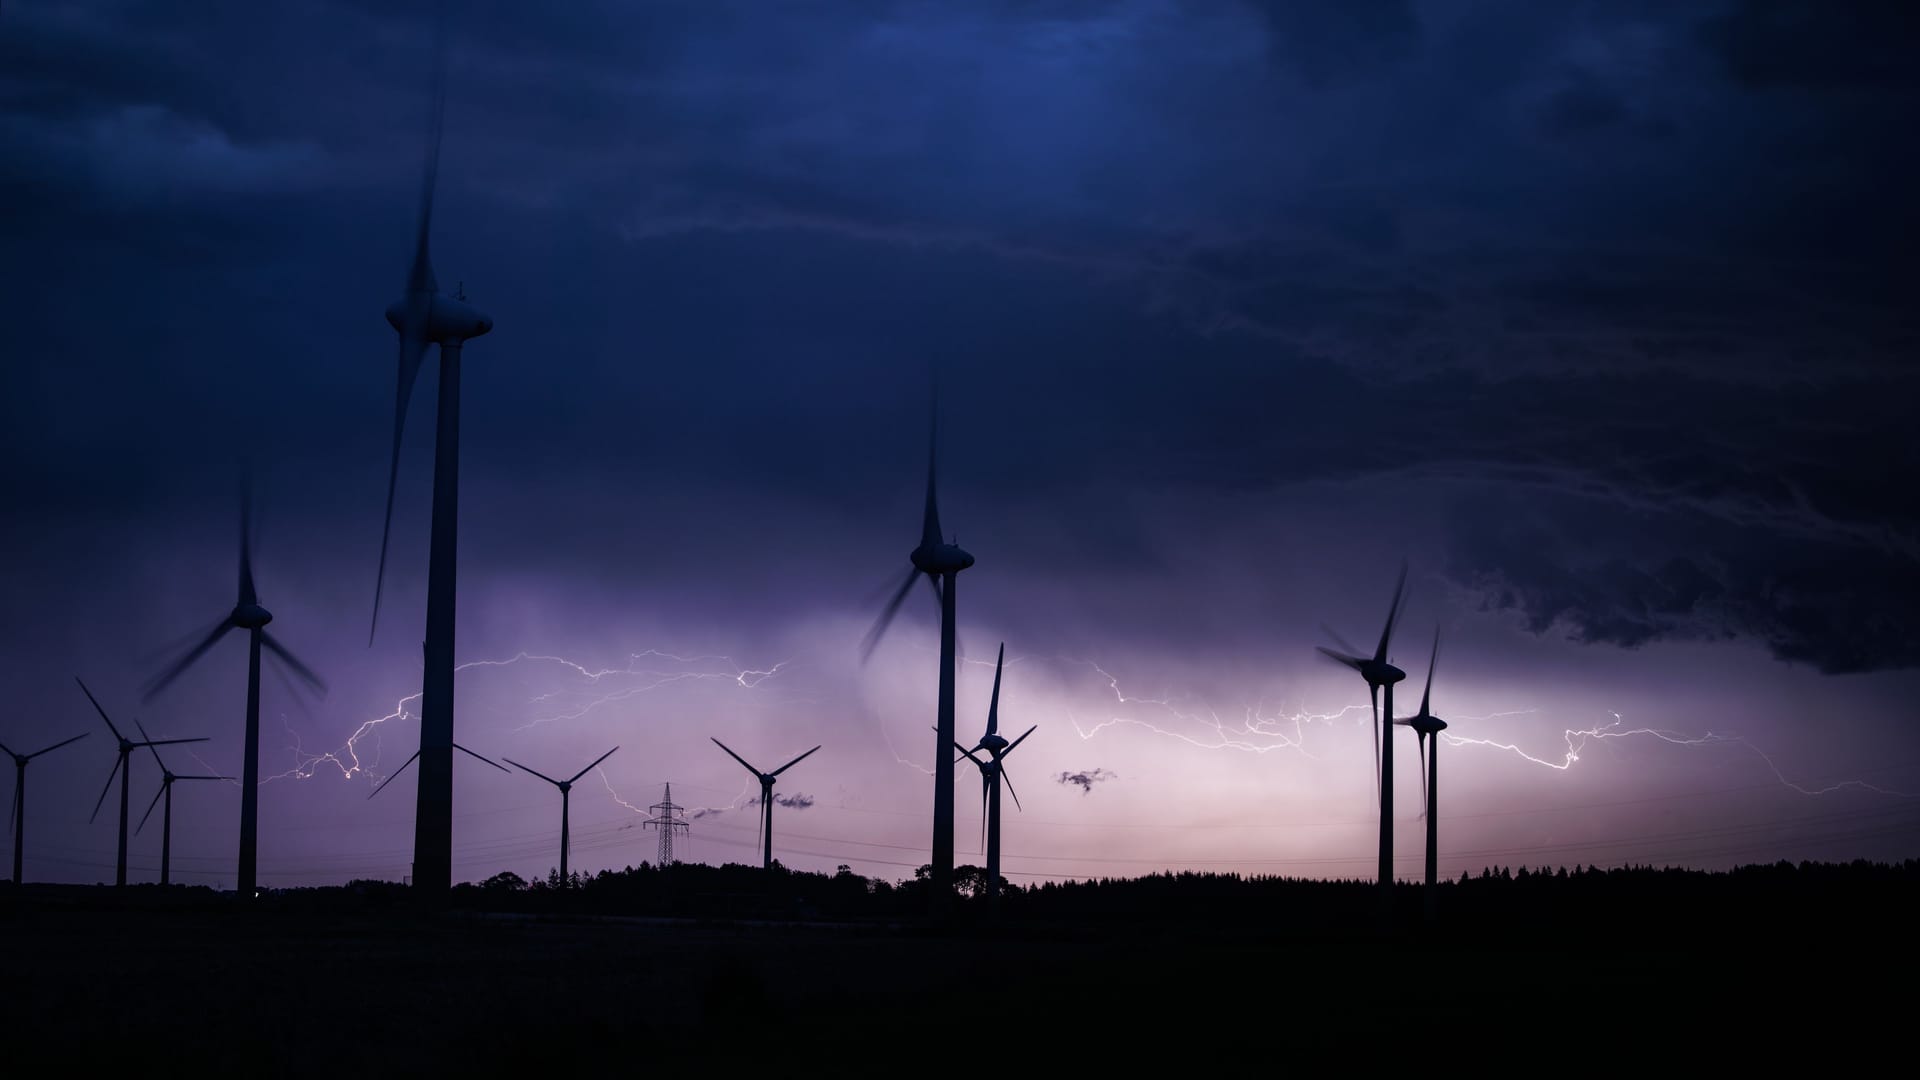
[143,478,325,900]
[1316,562,1410,900]
[367,13,495,903]
[861,390,973,914]
[502,747,619,884]
[133,719,231,887]
[1394,627,1449,916]
[955,644,1036,922]
[711,739,820,872]
[4,730,89,885]
[77,678,207,887]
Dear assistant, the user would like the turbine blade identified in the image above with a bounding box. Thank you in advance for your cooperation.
[25,732,88,760]
[923,571,944,609]
[771,745,820,777]
[986,643,1004,736]
[176,775,231,782]
[369,330,431,646]
[710,734,760,776]
[568,746,619,785]
[262,632,328,695]
[75,677,125,740]
[238,469,257,606]
[0,738,13,758]
[921,384,943,550]
[1417,732,1430,814]
[502,758,562,786]
[1374,561,1409,664]
[979,777,987,853]
[90,755,122,824]
[410,23,446,299]
[1314,645,1364,671]
[1319,623,1362,658]
[1370,684,1381,804]
[141,622,235,701]
[137,783,166,834]
[1422,625,1440,717]
[1004,724,1037,756]
[859,569,920,663]
[367,751,420,800]
[455,743,509,773]
[954,742,986,769]
[8,784,17,833]
[1002,766,1022,812]
[134,718,165,772]
[141,738,210,748]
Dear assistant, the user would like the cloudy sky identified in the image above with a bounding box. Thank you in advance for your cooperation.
[3,0,1916,888]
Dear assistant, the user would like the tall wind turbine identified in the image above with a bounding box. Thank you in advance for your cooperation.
[955,643,1035,922]
[4,730,88,885]
[143,482,326,900]
[367,17,494,902]
[1394,627,1448,915]
[77,679,207,887]
[1316,563,1409,899]
[133,720,231,887]
[861,394,972,913]
[710,739,820,872]
[502,747,618,884]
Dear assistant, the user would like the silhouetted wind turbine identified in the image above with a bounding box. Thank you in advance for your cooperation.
[367,17,495,903]
[955,644,1035,922]
[861,392,972,913]
[1394,628,1448,916]
[4,730,88,885]
[502,747,618,884]
[133,720,230,887]
[1317,562,1409,900]
[143,481,325,900]
[711,739,820,872]
[77,679,207,887]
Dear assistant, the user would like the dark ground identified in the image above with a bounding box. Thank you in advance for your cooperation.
[2,865,1908,1070]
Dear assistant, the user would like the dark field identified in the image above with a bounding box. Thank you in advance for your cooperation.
[3,864,1908,1070]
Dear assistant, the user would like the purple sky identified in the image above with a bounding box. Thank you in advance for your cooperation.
[2,0,1917,887]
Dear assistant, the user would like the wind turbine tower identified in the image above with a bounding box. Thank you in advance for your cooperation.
[368,28,494,901]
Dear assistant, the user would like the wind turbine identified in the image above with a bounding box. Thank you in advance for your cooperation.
[861,393,972,913]
[954,643,1035,922]
[77,678,207,887]
[710,739,820,872]
[142,481,326,900]
[501,747,618,884]
[1393,627,1448,916]
[367,16,495,903]
[1316,562,1409,900]
[133,720,231,887]
[4,730,88,885]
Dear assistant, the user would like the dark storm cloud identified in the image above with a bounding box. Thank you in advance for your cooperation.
[1056,768,1116,794]
[2,0,1915,677]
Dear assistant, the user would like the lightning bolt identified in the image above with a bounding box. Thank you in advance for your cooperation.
[264,649,785,786]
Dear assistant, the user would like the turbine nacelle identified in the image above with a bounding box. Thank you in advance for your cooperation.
[1360,659,1406,689]
[1408,714,1447,737]
[230,602,273,630]
[976,732,1009,754]
[384,294,494,345]
[911,540,974,575]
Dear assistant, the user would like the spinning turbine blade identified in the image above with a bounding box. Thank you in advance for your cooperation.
[261,632,328,694]
[1320,623,1362,658]
[985,643,1004,736]
[567,746,619,785]
[142,622,235,701]
[237,472,257,606]
[26,732,88,760]
[710,738,760,778]
[1373,561,1409,663]
[76,677,124,741]
[367,751,420,800]
[1370,684,1380,801]
[772,745,820,777]
[90,756,123,824]
[503,759,562,787]
[1416,732,1429,813]
[134,719,166,771]
[455,744,509,772]
[1421,626,1440,717]
[1314,645,1365,672]
[921,387,943,550]
[860,568,920,663]
[137,783,166,834]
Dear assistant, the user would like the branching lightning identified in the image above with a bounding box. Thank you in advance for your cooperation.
[265,650,785,786]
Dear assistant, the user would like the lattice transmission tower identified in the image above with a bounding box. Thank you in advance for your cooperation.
[645,783,690,865]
